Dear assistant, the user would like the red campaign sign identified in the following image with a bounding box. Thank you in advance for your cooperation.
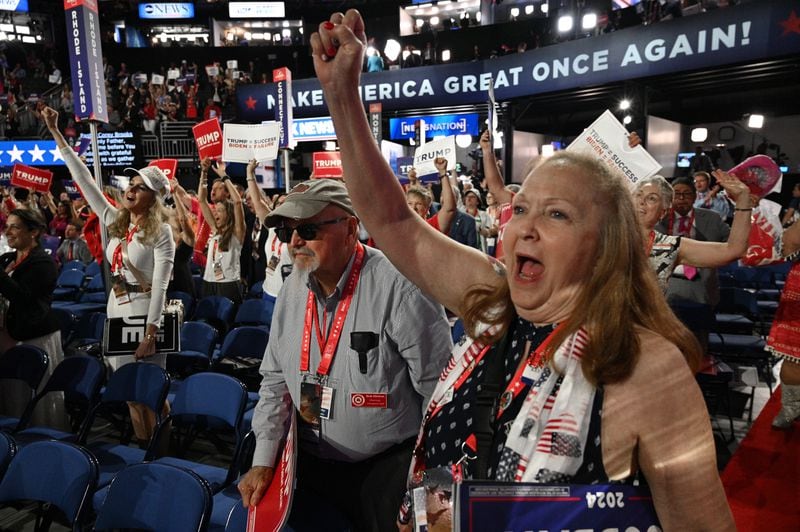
[64,0,98,11]
[272,67,291,83]
[248,410,296,532]
[312,152,343,179]
[11,164,53,193]
[148,159,178,181]
[192,118,223,160]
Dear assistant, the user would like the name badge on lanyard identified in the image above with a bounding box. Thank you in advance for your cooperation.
[299,244,366,421]
[211,239,225,281]
[111,273,132,305]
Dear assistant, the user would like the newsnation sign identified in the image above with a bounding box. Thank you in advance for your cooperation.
[238,1,800,120]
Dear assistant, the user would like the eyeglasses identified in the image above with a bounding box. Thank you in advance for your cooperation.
[634,193,662,206]
[275,216,349,243]
[673,192,695,199]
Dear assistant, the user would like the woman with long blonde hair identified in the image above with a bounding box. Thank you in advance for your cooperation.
[44,106,174,445]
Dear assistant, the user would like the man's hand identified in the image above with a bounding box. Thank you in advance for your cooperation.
[238,466,275,508]
[200,157,212,174]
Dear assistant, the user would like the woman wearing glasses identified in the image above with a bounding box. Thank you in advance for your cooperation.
[43,106,174,444]
[198,157,246,305]
[633,173,752,290]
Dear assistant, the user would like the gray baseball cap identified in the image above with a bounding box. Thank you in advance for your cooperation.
[265,179,356,227]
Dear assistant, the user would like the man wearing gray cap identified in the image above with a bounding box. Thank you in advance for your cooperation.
[238,179,452,531]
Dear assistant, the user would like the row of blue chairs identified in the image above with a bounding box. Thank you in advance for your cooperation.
[0,350,253,531]
[0,435,246,531]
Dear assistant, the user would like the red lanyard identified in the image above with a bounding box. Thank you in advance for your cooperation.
[211,239,219,263]
[300,243,366,376]
[111,225,138,273]
[495,322,566,421]
[645,230,656,256]
[270,232,283,255]
[667,209,694,237]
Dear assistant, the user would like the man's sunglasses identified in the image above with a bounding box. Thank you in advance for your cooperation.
[275,216,349,243]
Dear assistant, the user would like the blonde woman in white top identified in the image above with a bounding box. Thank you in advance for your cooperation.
[43,106,174,444]
[198,158,246,305]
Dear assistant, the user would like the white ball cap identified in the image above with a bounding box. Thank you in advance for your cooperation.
[125,166,170,198]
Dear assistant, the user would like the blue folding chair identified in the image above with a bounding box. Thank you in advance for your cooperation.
[51,307,77,347]
[0,432,15,482]
[169,289,196,318]
[84,260,102,278]
[150,372,248,493]
[0,345,49,432]
[14,356,105,444]
[233,298,272,331]
[213,326,270,366]
[94,462,212,532]
[80,363,170,497]
[53,268,86,301]
[0,440,98,532]
[194,295,235,337]
[61,260,86,272]
[167,321,219,378]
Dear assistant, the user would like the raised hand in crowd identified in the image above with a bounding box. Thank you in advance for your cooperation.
[245,159,271,223]
[434,156,456,234]
[480,129,513,205]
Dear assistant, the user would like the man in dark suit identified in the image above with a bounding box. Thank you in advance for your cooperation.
[656,177,730,348]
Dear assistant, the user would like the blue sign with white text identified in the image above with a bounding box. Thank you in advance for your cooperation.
[138,3,195,19]
[456,482,660,531]
[0,0,28,12]
[64,0,108,122]
[389,114,479,141]
[238,0,800,120]
[291,117,336,142]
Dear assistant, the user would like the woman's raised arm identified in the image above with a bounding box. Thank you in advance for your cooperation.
[310,10,502,314]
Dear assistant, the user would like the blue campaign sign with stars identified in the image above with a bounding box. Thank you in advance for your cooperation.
[0,140,65,167]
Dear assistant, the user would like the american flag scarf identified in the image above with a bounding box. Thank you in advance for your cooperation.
[498,327,595,483]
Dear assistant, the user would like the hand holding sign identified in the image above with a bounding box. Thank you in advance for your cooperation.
[567,110,660,188]
[11,164,53,193]
[713,169,752,206]
[193,118,224,160]
[413,135,456,181]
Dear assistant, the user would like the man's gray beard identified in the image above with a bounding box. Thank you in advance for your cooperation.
[291,252,319,280]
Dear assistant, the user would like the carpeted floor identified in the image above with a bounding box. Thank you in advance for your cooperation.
[721,386,800,532]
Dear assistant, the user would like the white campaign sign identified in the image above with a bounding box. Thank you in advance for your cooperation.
[222,122,281,163]
[413,135,456,176]
[567,110,661,188]
[151,74,165,85]
[167,68,180,80]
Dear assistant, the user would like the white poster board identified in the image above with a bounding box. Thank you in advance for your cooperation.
[222,122,282,163]
[413,135,457,176]
[167,68,180,80]
[151,74,165,85]
[567,110,661,188]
